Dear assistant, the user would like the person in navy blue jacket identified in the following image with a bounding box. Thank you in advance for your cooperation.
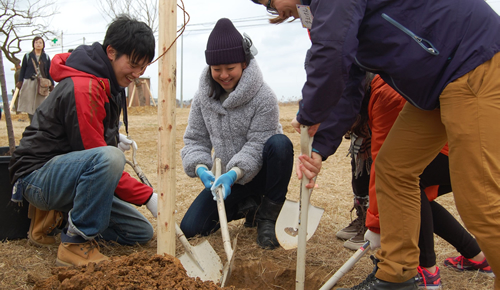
[251,0,500,289]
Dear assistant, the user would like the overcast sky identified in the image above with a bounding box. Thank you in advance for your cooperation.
[4,0,500,103]
[3,0,310,103]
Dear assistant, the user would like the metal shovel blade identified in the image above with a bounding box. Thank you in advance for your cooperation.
[178,239,223,283]
[275,198,324,250]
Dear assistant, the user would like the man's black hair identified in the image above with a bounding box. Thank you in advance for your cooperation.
[103,14,155,64]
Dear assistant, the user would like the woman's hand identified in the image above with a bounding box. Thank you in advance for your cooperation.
[291,116,321,137]
[296,151,322,189]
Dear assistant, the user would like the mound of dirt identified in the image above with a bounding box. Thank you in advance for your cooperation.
[32,251,235,290]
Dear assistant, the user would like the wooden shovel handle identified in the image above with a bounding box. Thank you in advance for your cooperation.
[296,125,313,290]
[214,158,234,261]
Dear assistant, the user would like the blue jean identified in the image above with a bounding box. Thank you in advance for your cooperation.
[181,134,293,238]
[16,146,153,245]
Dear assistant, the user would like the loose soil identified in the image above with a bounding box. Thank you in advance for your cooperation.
[0,105,494,289]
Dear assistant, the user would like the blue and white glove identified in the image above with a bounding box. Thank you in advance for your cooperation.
[118,133,133,152]
[196,167,215,189]
[146,192,158,218]
[211,170,237,201]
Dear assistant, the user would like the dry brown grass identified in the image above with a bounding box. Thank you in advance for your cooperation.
[0,105,494,289]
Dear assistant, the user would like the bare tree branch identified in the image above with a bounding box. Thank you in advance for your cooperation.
[97,0,158,33]
[0,0,57,67]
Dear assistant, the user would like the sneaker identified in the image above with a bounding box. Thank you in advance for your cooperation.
[415,266,442,289]
[336,255,418,290]
[343,225,367,251]
[444,255,494,277]
[336,197,368,240]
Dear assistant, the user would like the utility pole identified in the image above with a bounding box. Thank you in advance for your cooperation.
[157,0,177,256]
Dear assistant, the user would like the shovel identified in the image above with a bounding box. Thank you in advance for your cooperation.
[214,158,238,287]
[319,241,371,290]
[275,126,324,251]
[294,125,323,290]
[125,140,223,283]
[175,223,223,282]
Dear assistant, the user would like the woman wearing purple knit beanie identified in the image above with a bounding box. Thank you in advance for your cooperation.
[180,18,293,250]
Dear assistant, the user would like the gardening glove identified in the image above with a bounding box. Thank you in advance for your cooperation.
[211,170,237,201]
[16,81,22,89]
[146,192,158,218]
[196,166,215,190]
[364,229,381,249]
[118,133,133,152]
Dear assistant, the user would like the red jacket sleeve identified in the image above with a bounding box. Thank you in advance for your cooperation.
[72,77,153,205]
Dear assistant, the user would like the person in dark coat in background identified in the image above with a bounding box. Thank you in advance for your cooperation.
[16,37,55,123]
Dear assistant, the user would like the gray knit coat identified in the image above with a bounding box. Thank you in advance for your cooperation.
[181,60,283,184]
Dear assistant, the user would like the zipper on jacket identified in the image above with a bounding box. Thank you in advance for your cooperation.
[382,13,439,56]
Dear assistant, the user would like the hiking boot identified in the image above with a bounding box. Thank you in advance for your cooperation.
[28,204,64,246]
[444,255,494,277]
[337,256,418,290]
[255,197,283,250]
[343,224,368,251]
[415,266,442,289]
[336,196,368,240]
[56,229,109,267]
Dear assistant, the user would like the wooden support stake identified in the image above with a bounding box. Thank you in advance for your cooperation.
[144,81,157,106]
[128,84,137,107]
[157,0,177,256]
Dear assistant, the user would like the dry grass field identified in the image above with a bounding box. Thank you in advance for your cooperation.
[0,104,494,289]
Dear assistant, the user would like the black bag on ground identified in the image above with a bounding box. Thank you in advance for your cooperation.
[0,147,30,241]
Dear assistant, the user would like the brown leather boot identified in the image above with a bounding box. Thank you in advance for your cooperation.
[28,204,64,246]
[56,231,109,267]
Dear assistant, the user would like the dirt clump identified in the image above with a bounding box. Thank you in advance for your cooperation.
[32,251,234,290]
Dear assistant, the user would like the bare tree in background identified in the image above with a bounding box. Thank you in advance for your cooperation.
[0,0,57,68]
[97,0,158,33]
[0,0,57,153]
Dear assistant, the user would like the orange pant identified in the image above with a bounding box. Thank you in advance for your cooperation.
[374,52,500,289]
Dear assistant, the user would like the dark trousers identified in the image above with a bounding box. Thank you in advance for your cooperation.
[180,134,294,238]
[418,153,481,267]
[351,157,370,199]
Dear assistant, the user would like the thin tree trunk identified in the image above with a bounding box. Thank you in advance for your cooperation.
[0,51,16,154]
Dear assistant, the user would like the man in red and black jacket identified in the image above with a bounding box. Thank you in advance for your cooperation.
[9,15,157,267]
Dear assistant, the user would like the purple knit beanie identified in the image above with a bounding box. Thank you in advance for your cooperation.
[205,18,245,65]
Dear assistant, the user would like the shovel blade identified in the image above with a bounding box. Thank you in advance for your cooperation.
[275,199,324,250]
[178,240,223,283]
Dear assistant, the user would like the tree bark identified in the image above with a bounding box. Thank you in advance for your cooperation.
[0,51,16,154]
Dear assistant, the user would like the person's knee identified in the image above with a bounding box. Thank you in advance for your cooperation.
[265,134,293,158]
[94,146,126,174]
[137,223,154,244]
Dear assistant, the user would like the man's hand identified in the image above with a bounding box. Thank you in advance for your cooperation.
[291,116,321,137]
[146,192,158,218]
[297,151,322,189]
[118,133,133,152]
[211,170,237,200]
[16,81,23,89]
[196,167,215,189]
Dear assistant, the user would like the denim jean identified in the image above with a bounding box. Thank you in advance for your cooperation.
[180,134,293,238]
[16,146,153,245]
